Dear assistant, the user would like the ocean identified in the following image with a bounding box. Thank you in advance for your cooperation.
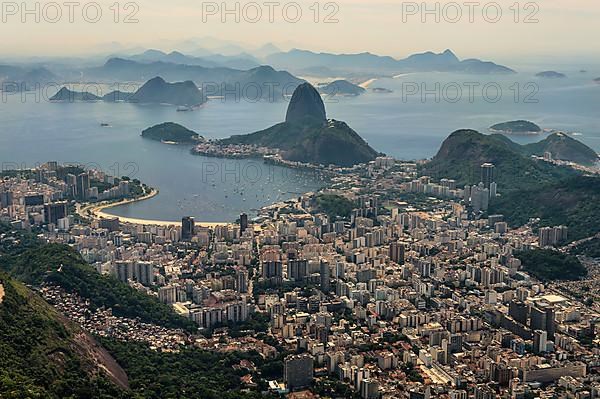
[1,70,598,222]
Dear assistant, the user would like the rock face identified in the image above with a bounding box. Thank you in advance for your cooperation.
[285,82,327,124]
[220,82,379,167]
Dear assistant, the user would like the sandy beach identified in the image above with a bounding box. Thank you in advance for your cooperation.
[96,211,228,227]
[80,189,229,228]
[359,78,378,88]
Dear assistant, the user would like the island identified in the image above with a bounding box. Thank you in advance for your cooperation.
[50,87,102,102]
[489,120,542,135]
[51,76,207,106]
[127,77,206,106]
[141,122,204,144]
[192,83,380,167]
[101,90,134,102]
[372,87,393,94]
[317,80,366,96]
[535,71,567,79]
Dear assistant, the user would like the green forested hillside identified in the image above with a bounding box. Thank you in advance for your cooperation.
[0,224,281,398]
[522,132,599,165]
[490,176,600,240]
[515,249,587,281]
[141,122,203,143]
[100,339,277,399]
[421,130,600,241]
[421,129,577,190]
[0,274,130,399]
[0,225,196,332]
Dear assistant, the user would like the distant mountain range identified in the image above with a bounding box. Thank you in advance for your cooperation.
[2,48,517,101]
[50,76,207,106]
[220,83,379,167]
[266,49,515,76]
[126,76,206,106]
[0,65,57,91]
[153,37,282,58]
[125,49,261,70]
[83,58,303,101]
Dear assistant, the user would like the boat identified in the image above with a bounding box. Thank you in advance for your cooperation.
[176,106,192,112]
[100,122,110,127]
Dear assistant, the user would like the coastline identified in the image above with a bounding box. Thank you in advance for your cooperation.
[191,146,336,177]
[359,78,378,88]
[80,188,229,228]
[488,128,542,136]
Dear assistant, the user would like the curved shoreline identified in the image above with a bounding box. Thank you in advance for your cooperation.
[82,189,229,228]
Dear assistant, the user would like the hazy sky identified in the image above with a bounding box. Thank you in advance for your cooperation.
[1,0,599,63]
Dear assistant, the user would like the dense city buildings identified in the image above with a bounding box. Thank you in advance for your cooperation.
[285,354,315,391]
[480,163,496,189]
[181,216,195,241]
[539,225,569,247]
[2,159,600,398]
[240,212,249,235]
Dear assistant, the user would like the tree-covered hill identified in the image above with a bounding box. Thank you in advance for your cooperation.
[0,273,131,398]
[222,118,379,167]
[421,129,578,190]
[522,132,599,166]
[421,130,600,241]
[489,120,541,134]
[0,223,281,398]
[0,224,196,332]
[141,122,203,144]
[490,176,600,240]
[99,339,277,399]
[515,249,587,281]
